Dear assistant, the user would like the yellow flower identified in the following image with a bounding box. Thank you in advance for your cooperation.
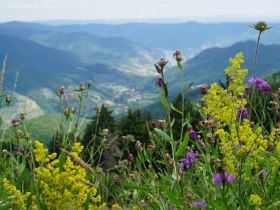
[32,141,105,209]
[2,178,31,210]
[112,203,122,210]
[250,194,262,206]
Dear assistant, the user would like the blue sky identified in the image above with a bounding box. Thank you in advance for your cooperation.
[1,0,279,22]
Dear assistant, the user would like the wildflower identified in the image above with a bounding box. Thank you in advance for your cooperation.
[14,146,24,153]
[250,194,262,206]
[192,201,207,207]
[2,178,31,209]
[135,140,142,151]
[147,144,156,153]
[20,112,26,120]
[64,108,71,119]
[11,118,20,126]
[213,171,236,185]
[113,175,122,186]
[127,152,135,164]
[225,172,236,183]
[103,128,110,136]
[173,50,183,62]
[213,173,223,185]
[179,150,198,169]
[112,204,122,210]
[157,119,166,128]
[158,57,168,68]
[259,169,268,180]
[251,21,271,33]
[199,84,208,94]
[79,82,86,90]
[270,101,278,110]
[87,80,92,88]
[6,95,11,104]
[151,119,157,128]
[189,129,198,139]
[58,86,65,95]
[248,77,272,93]
[267,144,274,152]
[155,77,164,87]
[237,106,248,119]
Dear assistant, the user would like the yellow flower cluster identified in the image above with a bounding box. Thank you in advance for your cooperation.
[203,52,247,127]
[250,194,262,206]
[215,120,267,174]
[33,140,106,209]
[203,52,274,174]
[2,178,31,210]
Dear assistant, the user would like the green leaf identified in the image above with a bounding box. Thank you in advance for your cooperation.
[209,199,227,210]
[0,204,12,210]
[136,157,142,170]
[175,133,189,159]
[58,151,67,172]
[163,188,183,208]
[171,103,182,115]
[154,128,172,143]
[143,148,150,163]
[159,96,170,114]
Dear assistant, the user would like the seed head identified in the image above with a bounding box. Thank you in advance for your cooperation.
[5,95,11,104]
[251,21,271,33]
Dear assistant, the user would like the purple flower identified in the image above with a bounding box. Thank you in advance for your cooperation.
[127,152,135,164]
[189,129,198,139]
[248,77,272,93]
[267,144,274,152]
[179,150,199,169]
[237,106,248,119]
[213,171,236,185]
[225,172,236,183]
[155,77,164,87]
[167,206,172,210]
[259,169,268,180]
[193,201,207,207]
[11,118,20,126]
[14,146,24,153]
[213,173,223,185]
[263,83,272,93]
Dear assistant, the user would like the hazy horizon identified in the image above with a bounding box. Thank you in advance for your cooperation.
[0,0,279,24]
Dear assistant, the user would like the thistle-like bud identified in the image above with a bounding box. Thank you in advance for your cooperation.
[58,86,65,95]
[173,50,183,62]
[6,95,11,105]
[87,80,92,88]
[113,175,122,186]
[147,144,156,153]
[251,21,271,33]
[158,58,168,68]
[103,128,110,136]
[199,84,208,94]
[135,140,142,151]
[64,108,71,118]
[25,132,31,140]
[20,112,26,120]
[79,82,85,90]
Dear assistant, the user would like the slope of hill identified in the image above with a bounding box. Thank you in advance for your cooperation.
[0,22,160,75]
[165,40,280,94]
[0,33,82,92]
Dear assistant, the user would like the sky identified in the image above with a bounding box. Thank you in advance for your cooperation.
[0,0,280,23]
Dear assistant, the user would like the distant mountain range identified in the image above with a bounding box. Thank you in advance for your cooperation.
[0,21,279,119]
[2,21,279,55]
